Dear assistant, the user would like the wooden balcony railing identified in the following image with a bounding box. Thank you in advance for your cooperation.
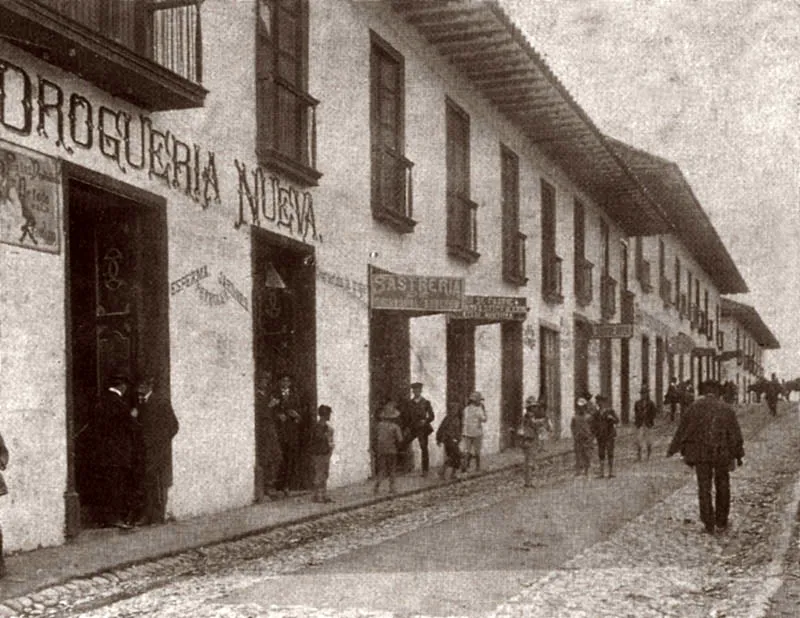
[621,290,635,324]
[543,254,563,304]
[503,231,527,285]
[39,0,203,83]
[372,147,415,233]
[574,257,594,307]
[601,273,617,320]
[637,259,652,293]
[447,191,480,263]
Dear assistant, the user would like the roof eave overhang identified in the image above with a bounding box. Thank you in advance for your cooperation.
[389,0,670,236]
[721,298,780,349]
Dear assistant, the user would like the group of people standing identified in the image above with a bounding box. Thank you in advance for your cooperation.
[87,374,179,530]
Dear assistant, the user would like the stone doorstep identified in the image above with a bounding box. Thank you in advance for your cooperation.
[0,407,768,613]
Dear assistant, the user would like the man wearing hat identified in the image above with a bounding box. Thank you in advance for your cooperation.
[373,400,404,494]
[634,384,658,461]
[667,380,744,534]
[517,396,550,486]
[402,382,435,476]
[591,394,619,478]
[461,391,487,473]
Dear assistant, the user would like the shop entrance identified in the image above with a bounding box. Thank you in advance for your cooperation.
[252,227,316,494]
[539,326,561,438]
[446,319,475,419]
[66,174,169,534]
[500,322,523,450]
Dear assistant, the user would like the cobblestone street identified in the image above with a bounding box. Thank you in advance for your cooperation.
[0,403,793,618]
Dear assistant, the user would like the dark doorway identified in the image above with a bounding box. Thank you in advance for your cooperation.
[641,335,650,394]
[620,338,630,424]
[500,322,523,450]
[539,326,561,438]
[66,176,169,532]
[446,319,475,420]
[600,339,612,404]
[369,310,410,472]
[573,319,590,401]
[252,227,316,494]
[655,336,665,408]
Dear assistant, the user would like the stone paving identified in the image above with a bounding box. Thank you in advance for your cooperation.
[0,404,795,618]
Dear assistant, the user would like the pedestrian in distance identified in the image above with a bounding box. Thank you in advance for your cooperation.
[591,394,619,478]
[517,396,550,487]
[667,380,744,534]
[0,429,9,578]
[309,405,334,503]
[634,385,658,462]
[401,382,435,476]
[373,401,404,495]
[436,403,462,480]
[571,398,593,477]
[765,373,782,417]
[461,391,487,473]
[665,377,681,422]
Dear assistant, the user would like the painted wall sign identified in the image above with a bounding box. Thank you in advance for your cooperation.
[170,265,210,296]
[218,272,249,312]
[369,269,464,312]
[0,58,220,210]
[454,295,528,321]
[692,347,716,357]
[233,160,319,242]
[317,268,368,304]
[0,140,60,253]
[590,323,634,339]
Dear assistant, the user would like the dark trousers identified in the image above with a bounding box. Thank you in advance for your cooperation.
[276,442,299,492]
[695,462,731,530]
[669,402,678,421]
[141,467,168,524]
[596,436,615,461]
[417,434,430,473]
[96,465,135,525]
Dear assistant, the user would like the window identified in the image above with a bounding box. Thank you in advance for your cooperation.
[256,0,321,186]
[574,200,592,306]
[501,145,526,284]
[446,99,478,261]
[541,180,562,303]
[370,32,415,232]
[674,257,681,306]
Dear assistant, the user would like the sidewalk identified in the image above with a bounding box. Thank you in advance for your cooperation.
[0,410,716,603]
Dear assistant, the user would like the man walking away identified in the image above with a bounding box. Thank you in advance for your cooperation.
[436,404,462,480]
[665,377,680,422]
[634,385,657,462]
[765,373,782,417]
[667,380,744,534]
[373,401,404,494]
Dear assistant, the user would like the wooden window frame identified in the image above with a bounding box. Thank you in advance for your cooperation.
[501,144,526,285]
[255,0,321,187]
[446,98,479,262]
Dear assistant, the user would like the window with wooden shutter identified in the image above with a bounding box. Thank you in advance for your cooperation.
[541,179,562,303]
[501,145,526,284]
[256,0,320,186]
[446,99,478,261]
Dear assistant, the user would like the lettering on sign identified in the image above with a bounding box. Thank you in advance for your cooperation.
[0,141,60,252]
[317,268,368,305]
[170,265,210,296]
[218,271,249,312]
[0,59,221,210]
[171,266,248,312]
[456,295,528,321]
[590,323,634,339]
[370,272,464,312]
[233,160,319,242]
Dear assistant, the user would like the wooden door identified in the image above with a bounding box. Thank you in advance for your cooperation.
[501,321,522,450]
[539,326,561,438]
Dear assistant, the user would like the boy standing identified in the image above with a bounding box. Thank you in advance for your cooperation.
[571,398,593,477]
[310,405,334,503]
[373,401,404,494]
[461,391,487,472]
[436,404,462,480]
[591,394,619,478]
[517,396,549,487]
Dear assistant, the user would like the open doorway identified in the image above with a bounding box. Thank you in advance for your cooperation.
[66,172,169,533]
[252,227,316,496]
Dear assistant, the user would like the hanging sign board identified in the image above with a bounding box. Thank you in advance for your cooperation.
[692,347,716,357]
[0,141,61,254]
[590,323,634,339]
[454,295,528,321]
[718,350,741,362]
[369,268,464,312]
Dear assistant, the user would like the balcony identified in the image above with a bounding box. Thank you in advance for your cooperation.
[621,290,635,324]
[447,191,480,263]
[601,273,617,320]
[542,254,563,305]
[574,257,594,307]
[689,304,699,330]
[706,318,714,342]
[503,231,527,286]
[716,331,724,350]
[637,259,652,293]
[372,147,415,233]
[659,277,672,308]
[0,0,207,111]
[679,293,688,319]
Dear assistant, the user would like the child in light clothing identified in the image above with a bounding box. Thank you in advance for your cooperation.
[309,405,334,503]
[373,401,404,494]
[461,391,487,472]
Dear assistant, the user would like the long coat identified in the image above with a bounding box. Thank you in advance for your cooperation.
[667,395,744,466]
[94,388,136,470]
[137,394,179,482]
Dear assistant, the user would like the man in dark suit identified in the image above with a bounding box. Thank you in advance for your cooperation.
[255,369,282,499]
[269,374,304,495]
[93,375,137,529]
[667,380,744,534]
[132,375,179,525]
[402,382,435,476]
